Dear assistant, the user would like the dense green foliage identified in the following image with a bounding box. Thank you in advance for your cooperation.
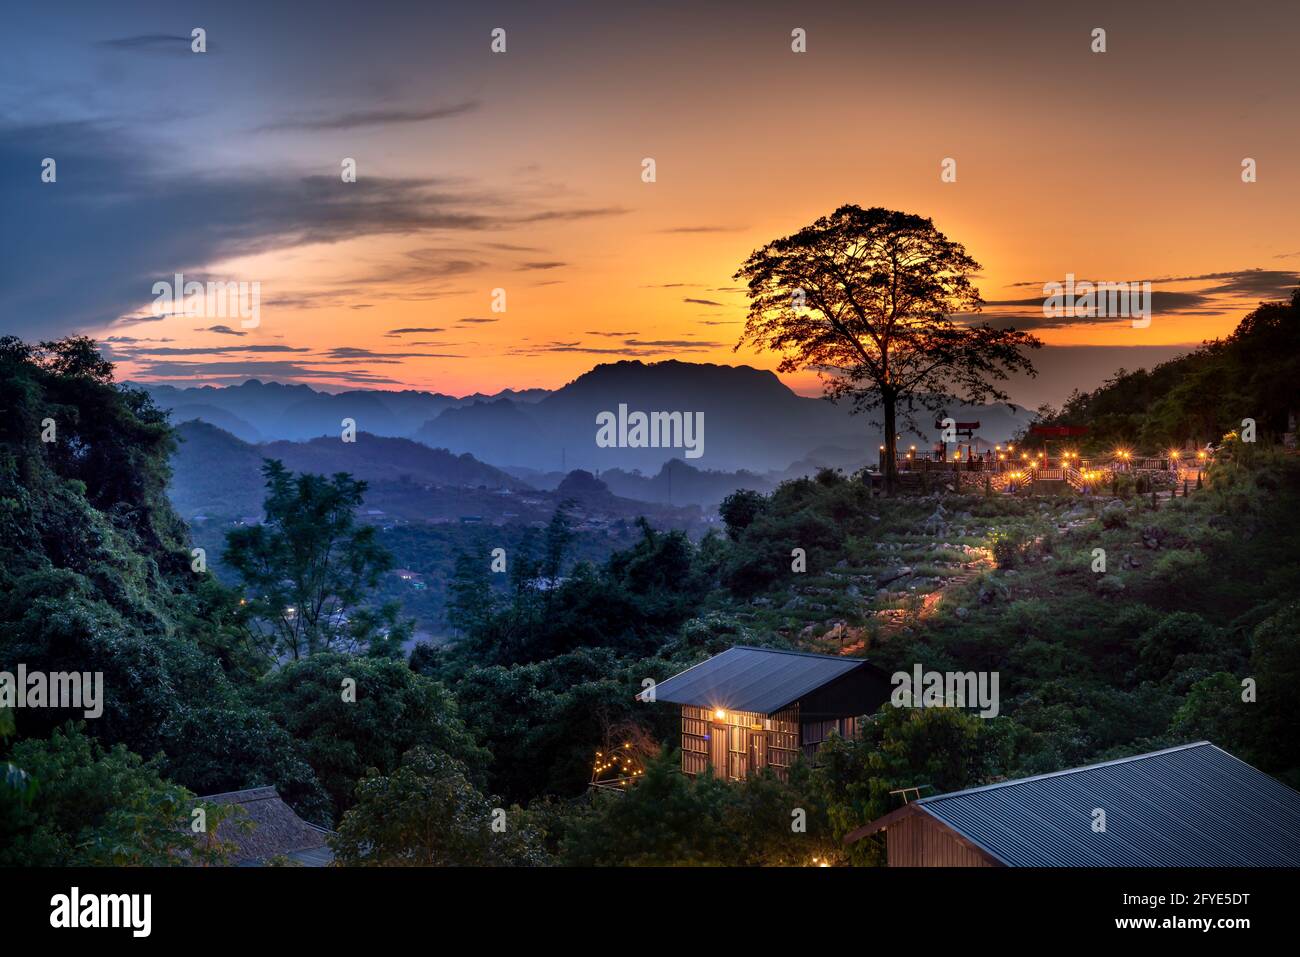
[0,724,234,866]
[3,292,1298,867]
[253,653,487,818]
[1024,287,1300,451]
[0,338,331,835]
[333,747,546,866]
[224,461,405,659]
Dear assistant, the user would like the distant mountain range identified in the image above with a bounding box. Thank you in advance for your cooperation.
[167,420,704,528]
[145,360,1033,479]
[168,420,525,518]
[139,379,547,444]
[415,360,1032,473]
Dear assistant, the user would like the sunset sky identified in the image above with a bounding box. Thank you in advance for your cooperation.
[3,0,1298,409]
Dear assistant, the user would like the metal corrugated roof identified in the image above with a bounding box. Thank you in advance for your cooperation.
[638,646,866,715]
[914,742,1300,866]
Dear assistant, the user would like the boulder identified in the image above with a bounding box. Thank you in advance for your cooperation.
[878,566,913,586]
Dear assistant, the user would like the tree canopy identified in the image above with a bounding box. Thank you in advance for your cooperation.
[735,205,1040,492]
[223,461,406,660]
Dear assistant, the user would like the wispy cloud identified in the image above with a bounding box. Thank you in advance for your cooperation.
[657,225,746,234]
[0,120,629,339]
[98,34,197,55]
[624,338,724,349]
[386,326,446,337]
[985,268,1300,331]
[130,359,403,385]
[111,344,309,356]
[324,346,464,360]
[256,101,480,132]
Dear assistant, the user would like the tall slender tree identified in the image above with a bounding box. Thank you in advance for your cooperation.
[224,460,398,659]
[735,206,1040,494]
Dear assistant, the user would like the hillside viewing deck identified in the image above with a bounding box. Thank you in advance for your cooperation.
[880,450,1210,496]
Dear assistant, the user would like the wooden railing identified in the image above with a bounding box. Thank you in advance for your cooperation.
[894,457,1006,473]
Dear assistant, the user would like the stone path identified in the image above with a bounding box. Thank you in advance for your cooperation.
[837,559,989,654]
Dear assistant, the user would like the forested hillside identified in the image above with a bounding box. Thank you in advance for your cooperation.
[1025,287,1300,450]
[3,291,1298,866]
[0,338,500,862]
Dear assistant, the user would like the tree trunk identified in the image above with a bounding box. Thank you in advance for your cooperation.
[883,394,898,496]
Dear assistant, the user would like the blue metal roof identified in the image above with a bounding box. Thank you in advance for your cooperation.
[914,742,1300,866]
[637,646,867,715]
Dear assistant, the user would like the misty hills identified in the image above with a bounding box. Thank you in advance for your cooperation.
[141,379,548,444]
[415,360,1033,473]
[146,360,1033,479]
[168,420,524,518]
[167,420,706,530]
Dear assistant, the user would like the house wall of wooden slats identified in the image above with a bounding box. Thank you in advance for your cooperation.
[765,706,800,781]
[886,812,1002,867]
[800,716,858,759]
[680,704,801,781]
[681,705,710,776]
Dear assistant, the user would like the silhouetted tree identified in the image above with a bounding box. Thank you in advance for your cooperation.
[735,206,1040,494]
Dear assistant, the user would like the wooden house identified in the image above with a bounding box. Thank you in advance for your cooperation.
[637,646,891,781]
[844,742,1300,866]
